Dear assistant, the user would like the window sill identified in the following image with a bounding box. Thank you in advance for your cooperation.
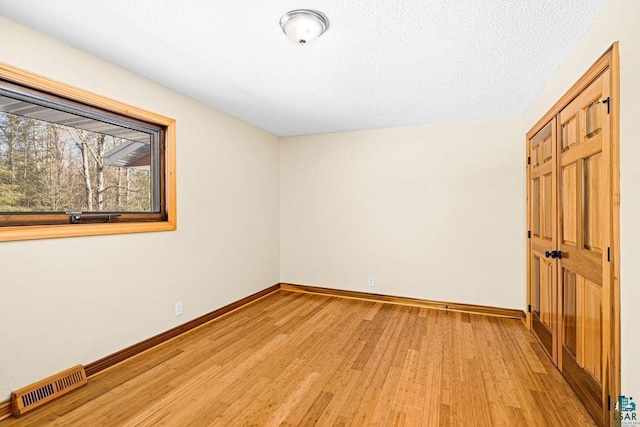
[0,219,177,242]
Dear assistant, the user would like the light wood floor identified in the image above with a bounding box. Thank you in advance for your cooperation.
[2,290,595,426]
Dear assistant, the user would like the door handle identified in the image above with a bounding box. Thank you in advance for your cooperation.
[545,250,562,259]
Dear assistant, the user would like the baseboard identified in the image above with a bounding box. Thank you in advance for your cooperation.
[2,281,522,419]
[0,284,280,419]
[84,283,280,377]
[280,283,525,319]
[0,400,10,421]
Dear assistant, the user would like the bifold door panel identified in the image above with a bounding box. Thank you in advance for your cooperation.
[529,120,557,360]
[557,69,610,422]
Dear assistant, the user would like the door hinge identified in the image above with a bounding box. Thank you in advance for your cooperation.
[608,395,611,411]
[599,96,610,114]
[527,304,531,313]
[607,247,611,262]
[527,156,531,165]
[527,230,531,239]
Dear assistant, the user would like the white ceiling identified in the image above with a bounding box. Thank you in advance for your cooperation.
[0,1,608,137]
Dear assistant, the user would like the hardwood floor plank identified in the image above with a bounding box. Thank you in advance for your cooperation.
[369,366,403,425]
[262,371,320,427]
[314,369,360,426]
[348,305,411,424]
[1,291,596,427]
[297,391,333,426]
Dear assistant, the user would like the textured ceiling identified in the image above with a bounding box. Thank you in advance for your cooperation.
[0,1,608,137]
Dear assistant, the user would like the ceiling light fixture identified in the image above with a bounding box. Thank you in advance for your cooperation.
[280,9,328,45]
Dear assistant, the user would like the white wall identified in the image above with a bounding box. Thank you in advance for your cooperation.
[281,118,524,309]
[0,17,280,398]
[523,0,640,397]
[2,0,637,406]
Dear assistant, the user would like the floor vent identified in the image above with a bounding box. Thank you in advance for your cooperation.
[11,365,87,417]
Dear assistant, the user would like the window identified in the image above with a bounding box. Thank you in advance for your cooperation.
[0,63,176,241]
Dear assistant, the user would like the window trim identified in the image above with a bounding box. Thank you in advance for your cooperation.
[0,61,176,242]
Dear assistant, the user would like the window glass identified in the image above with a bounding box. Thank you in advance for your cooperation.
[0,65,175,238]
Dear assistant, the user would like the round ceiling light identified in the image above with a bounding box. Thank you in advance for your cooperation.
[279,9,328,45]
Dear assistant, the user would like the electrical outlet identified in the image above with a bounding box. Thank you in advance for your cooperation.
[368,276,375,287]
[175,301,183,316]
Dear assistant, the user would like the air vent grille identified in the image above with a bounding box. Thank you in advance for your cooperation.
[11,365,87,417]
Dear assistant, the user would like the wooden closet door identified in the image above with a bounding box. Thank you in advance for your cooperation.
[527,46,619,427]
[558,69,611,425]
[528,119,557,361]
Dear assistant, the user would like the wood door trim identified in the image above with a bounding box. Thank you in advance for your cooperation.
[559,72,605,124]
[609,42,621,424]
[526,115,531,329]
[527,45,615,140]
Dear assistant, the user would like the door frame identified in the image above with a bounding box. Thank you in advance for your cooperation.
[525,43,620,426]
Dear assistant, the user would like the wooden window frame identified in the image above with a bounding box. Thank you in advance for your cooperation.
[0,62,176,242]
